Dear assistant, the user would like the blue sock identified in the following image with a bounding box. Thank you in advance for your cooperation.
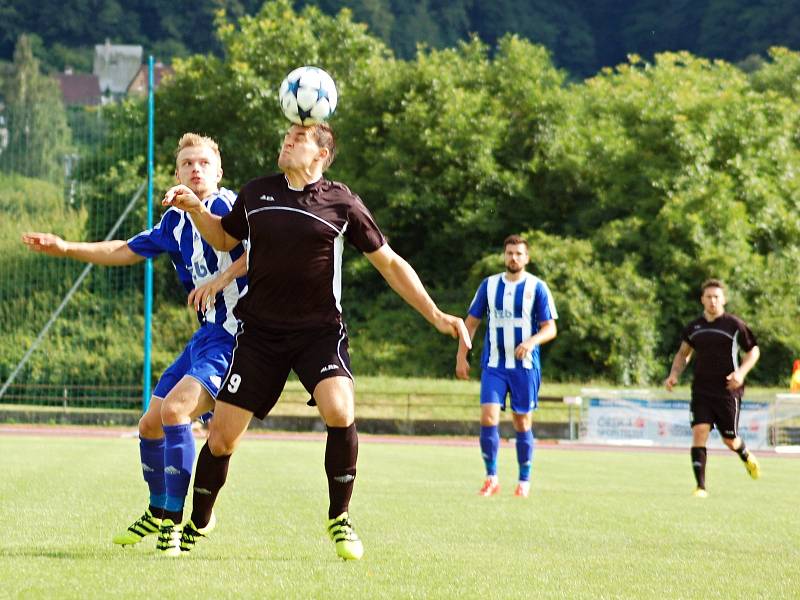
[140,436,166,510]
[480,425,499,476]
[163,424,195,513]
[516,429,534,482]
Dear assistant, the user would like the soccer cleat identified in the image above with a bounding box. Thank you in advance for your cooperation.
[179,512,216,553]
[327,512,364,561]
[112,509,162,546]
[514,481,530,498]
[692,487,709,498]
[478,477,500,497]
[744,454,761,479]
[156,519,182,557]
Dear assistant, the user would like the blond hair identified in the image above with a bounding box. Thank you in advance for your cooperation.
[175,133,221,163]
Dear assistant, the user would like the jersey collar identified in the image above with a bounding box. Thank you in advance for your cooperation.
[285,174,322,192]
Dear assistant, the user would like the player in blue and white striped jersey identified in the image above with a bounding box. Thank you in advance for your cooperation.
[22,133,247,555]
[456,234,557,498]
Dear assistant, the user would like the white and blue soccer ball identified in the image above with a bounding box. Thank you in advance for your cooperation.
[279,66,338,126]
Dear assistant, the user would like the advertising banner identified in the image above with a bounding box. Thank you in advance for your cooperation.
[582,396,770,449]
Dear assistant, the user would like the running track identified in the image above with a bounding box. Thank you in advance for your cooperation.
[2,424,798,457]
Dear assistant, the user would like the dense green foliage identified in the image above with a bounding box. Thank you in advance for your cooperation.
[0,36,70,183]
[2,1,799,389]
[143,1,800,384]
[3,0,800,76]
[3,435,800,597]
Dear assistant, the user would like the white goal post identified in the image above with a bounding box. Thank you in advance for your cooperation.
[772,394,800,451]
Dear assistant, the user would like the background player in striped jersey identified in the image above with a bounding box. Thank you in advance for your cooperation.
[21,133,247,555]
[162,122,470,561]
[455,234,557,498]
[664,279,761,498]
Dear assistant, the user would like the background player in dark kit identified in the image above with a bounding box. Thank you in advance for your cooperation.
[665,279,761,498]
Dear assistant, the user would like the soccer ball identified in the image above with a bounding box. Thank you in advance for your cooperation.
[279,66,338,126]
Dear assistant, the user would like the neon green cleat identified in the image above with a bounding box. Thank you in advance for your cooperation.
[744,454,761,479]
[112,509,162,546]
[327,512,364,561]
[156,519,182,557]
[179,513,216,553]
[692,487,708,498]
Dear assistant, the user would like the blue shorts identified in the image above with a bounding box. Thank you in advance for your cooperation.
[153,324,236,400]
[480,367,541,414]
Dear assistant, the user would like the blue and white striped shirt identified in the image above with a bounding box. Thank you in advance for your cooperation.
[127,188,246,336]
[468,272,558,370]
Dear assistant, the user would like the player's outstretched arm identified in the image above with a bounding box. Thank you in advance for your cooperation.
[365,244,471,350]
[162,185,240,251]
[21,232,142,266]
[455,315,481,380]
[188,253,248,313]
[664,341,693,391]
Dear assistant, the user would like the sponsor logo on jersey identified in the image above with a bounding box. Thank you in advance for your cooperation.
[259,194,276,202]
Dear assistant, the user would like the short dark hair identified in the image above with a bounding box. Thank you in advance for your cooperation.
[503,234,528,249]
[701,278,726,294]
[308,122,336,171]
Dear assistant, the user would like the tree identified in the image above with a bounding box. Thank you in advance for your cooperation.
[0,35,70,183]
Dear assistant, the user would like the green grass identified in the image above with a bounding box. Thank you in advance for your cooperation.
[1,434,799,598]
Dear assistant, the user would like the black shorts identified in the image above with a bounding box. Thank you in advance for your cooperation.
[216,321,353,419]
[690,392,741,439]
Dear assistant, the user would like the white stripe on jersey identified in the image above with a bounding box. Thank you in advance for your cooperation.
[333,230,345,313]
[520,276,536,369]
[246,206,343,234]
[191,193,241,336]
[171,208,186,247]
[486,275,501,368]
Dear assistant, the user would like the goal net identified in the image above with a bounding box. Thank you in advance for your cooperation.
[771,394,800,450]
[0,101,191,421]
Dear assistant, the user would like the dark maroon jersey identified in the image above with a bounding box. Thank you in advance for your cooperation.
[221,173,386,329]
[681,313,758,398]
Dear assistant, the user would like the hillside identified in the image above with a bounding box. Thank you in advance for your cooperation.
[2,0,800,76]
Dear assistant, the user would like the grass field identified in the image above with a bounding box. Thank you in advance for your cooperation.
[1,433,798,599]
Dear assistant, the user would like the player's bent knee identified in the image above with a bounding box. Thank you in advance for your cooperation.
[723,436,739,449]
[207,432,237,457]
[160,396,195,425]
[322,413,353,428]
[138,412,162,438]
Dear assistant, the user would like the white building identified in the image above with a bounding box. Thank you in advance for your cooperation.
[93,39,143,99]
